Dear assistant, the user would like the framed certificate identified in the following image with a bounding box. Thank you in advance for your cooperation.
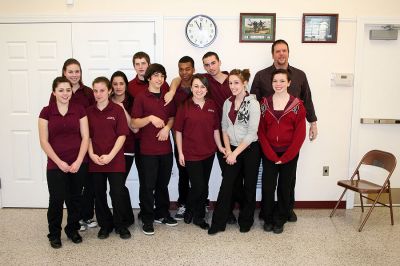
[302,13,338,43]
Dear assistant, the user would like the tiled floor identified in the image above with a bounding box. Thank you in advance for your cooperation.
[0,207,399,265]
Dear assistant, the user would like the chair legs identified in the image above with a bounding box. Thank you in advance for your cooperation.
[359,193,364,212]
[388,188,394,225]
[330,188,347,218]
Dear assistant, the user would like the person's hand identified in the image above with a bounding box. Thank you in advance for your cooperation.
[149,115,165,128]
[57,161,71,173]
[90,154,104,165]
[309,122,318,141]
[164,91,174,106]
[69,160,82,173]
[179,153,185,167]
[226,153,237,165]
[224,150,232,159]
[99,154,112,165]
[156,127,170,141]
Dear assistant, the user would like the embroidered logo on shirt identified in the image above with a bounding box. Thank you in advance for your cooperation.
[207,109,215,113]
[106,116,116,120]
[292,105,299,114]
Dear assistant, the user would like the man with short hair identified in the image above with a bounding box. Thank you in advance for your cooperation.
[173,56,195,220]
[251,39,318,222]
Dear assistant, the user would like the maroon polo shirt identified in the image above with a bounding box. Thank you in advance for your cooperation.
[131,87,176,155]
[120,96,135,154]
[87,101,129,172]
[202,72,232,116]
[39,102,87,170]
[173,82,191,107]
[49,84,95,108]
[174,99,219,161]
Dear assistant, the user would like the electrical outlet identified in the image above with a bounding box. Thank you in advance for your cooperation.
[323,166,329,176]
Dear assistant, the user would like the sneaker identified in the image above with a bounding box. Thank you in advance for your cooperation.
[142,223,154,235]
[174,205,186,221]
[154,216,178,227]
[116,227,131,239]
[83,219,98,228]
[79,220,87,231]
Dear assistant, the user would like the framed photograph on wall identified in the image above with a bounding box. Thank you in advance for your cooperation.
[302,13,338,43]
[239,13,276,43]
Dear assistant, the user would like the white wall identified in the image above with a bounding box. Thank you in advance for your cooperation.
[1,0,400,203]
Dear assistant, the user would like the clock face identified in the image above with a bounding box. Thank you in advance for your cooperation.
[185,15,217,48]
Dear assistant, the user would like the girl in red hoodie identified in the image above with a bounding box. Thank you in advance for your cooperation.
[258,69,306,234]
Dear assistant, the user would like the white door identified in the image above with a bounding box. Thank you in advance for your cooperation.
[349,21,400,207]
[0,23,72,207]
[72,22,156,207]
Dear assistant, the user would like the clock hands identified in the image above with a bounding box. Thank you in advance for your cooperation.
[195,21,201,30]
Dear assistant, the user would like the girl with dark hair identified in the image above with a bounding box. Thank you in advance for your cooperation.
[110,70,137,226]
[39,76,89,248]
[258,69,306,234]
[174,74,225,230]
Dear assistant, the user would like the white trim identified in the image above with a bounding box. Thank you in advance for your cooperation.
[348,16,400,209]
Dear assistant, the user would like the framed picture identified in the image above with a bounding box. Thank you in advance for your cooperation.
[239,13,276,43]
[302,13,338,43]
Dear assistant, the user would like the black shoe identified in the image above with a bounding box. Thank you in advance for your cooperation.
[97,228,111,239]
[154,216,178,227]
[142,223,154,235]
[239,226,251,233]
[184,211,193,224]
[49,238,62,249]
[67,231,82,244]
[263,223,273,232]
[287,210,297,222]
[273,224,284,234]
[193,220,210,230]
[227,212,237,224]
[208,226,225,235]
[116,227,131,239]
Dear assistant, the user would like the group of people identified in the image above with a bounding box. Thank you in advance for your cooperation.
[39,39,318,249]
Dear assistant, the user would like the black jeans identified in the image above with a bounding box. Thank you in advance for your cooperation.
[46,163,86,240]
[81,172,95,221]
[212,142,261,229]
[92,172,132,230]
[122,154,135,226]
[174,144,190,206]
[262,153,299,226]
[140,153,173,224]
[185,154,215,222]
[134,140,145,210]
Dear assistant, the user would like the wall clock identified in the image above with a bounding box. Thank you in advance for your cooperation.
[185,15,217,48]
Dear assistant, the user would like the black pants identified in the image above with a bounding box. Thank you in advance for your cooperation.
[134,140,146,211]
[92,172,132,231]
[81,171,95,221]
[122,154,135,226]
[212,142,261,229]
[46,163,86,240]
[185,154,215,222]
[140,153,173,224]
[262,154,299,226]
[174,144,190,206]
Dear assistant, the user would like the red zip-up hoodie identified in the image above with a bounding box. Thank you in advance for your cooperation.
[258,95,306,164]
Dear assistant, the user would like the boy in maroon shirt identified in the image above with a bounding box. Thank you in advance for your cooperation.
[131,63,177,235]
[87,77,132,240]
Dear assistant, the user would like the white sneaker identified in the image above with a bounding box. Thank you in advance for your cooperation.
[83,219,98,228]
[79,220,87,231]
[174,206,186,221]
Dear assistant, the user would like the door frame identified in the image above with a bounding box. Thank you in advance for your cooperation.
[0,14,164,208]
[348,16,400,209]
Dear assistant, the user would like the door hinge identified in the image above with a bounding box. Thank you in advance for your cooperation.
[0,178,2,189]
